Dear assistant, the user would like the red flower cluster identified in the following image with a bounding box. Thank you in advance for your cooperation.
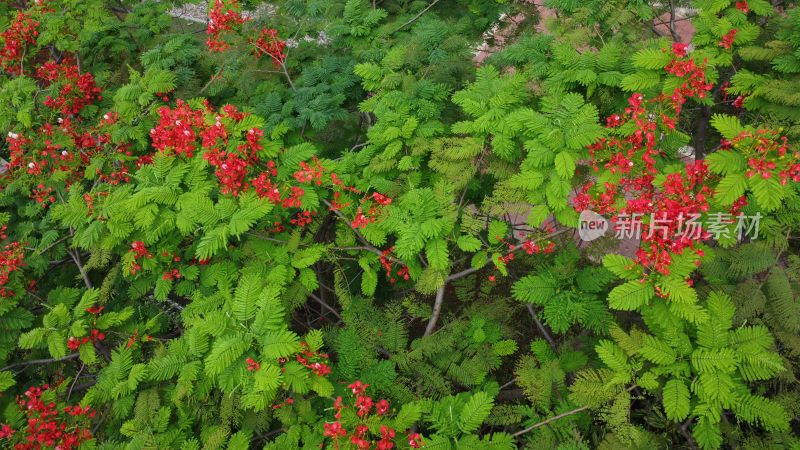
[37,60,102,116]
[162,268,181,280]
[293,159,324,185]
[151,101,269,196]
[253,28,287,69]
[735,1,749,12]
[30,184,54,208]
[67,328,105,351]
[726,129,800,185]
[350,193,393,229]
[150,100,207,158]
[294,342,331,376]
[290,210,316,227]
[0,384,94,450]
[671,42,689,57]
[323,381,423,449]
[664,58,713,114]
[245,357,260,371]
[379,247,410,284]
[206,0,248,51]
[128,241,152,275]
[522,239,555,255]
[0,12,39,75]
[719,29,737,49]
[0,242,25,297]
[576,56,720,276]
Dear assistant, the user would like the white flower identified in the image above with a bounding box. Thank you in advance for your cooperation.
[103,114,109,120]
[28,162,35,169]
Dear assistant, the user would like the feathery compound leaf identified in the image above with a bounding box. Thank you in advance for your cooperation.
[554,151,576,179]
[639,335,677,365]
[691,348,738,373]
[714,173,748,205]
[693,416,723,450]
[662,379,691,421]
[706,150,746,175]
[734,394,790,431]
[458,392,494,433]
[603,254,643,280]
[596,340,630,374]
[512,273,558,305]
[262,330,301,359]
[233,274,262,322]
[710,114,745,140]
[0,371,14,392]
[607,280,655,310]
[632,48,674,69]
[205,333,251,377]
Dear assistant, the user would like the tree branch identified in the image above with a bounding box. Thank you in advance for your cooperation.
[308,291,342,321]
[322,199,404,265]
[423,285,446,336]
[67,249,92,289]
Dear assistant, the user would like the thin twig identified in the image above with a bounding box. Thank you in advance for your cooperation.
[393,0,441,33]
[512,405,589,437]
[67,363,85,401]
[446,228,572,283]
[526,304,557,351]
[308,291,342,320]
[1,353,80,372]
[36,234,71,255]
[322,199,404,265]
[512,385,637,437]
[67,249,92,289]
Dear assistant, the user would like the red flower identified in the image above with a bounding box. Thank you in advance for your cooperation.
[85,305,104,315]
[245,358,260,372]
[371,192,392,206]
[355,395,373,417]
[252,28,287,68]
[408,432,423,448]
[323,421,346,438]
[0,12,39,75]
[67,337,80,351]
[0,424,13,439]
[719,29,737,49]
[207,0,248,51]
[348,380,369,395]
[672,42,689,57]
[351,208,370,229]
[735,1,748,12]
[733,95,745,108]
[375,399,390,415]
